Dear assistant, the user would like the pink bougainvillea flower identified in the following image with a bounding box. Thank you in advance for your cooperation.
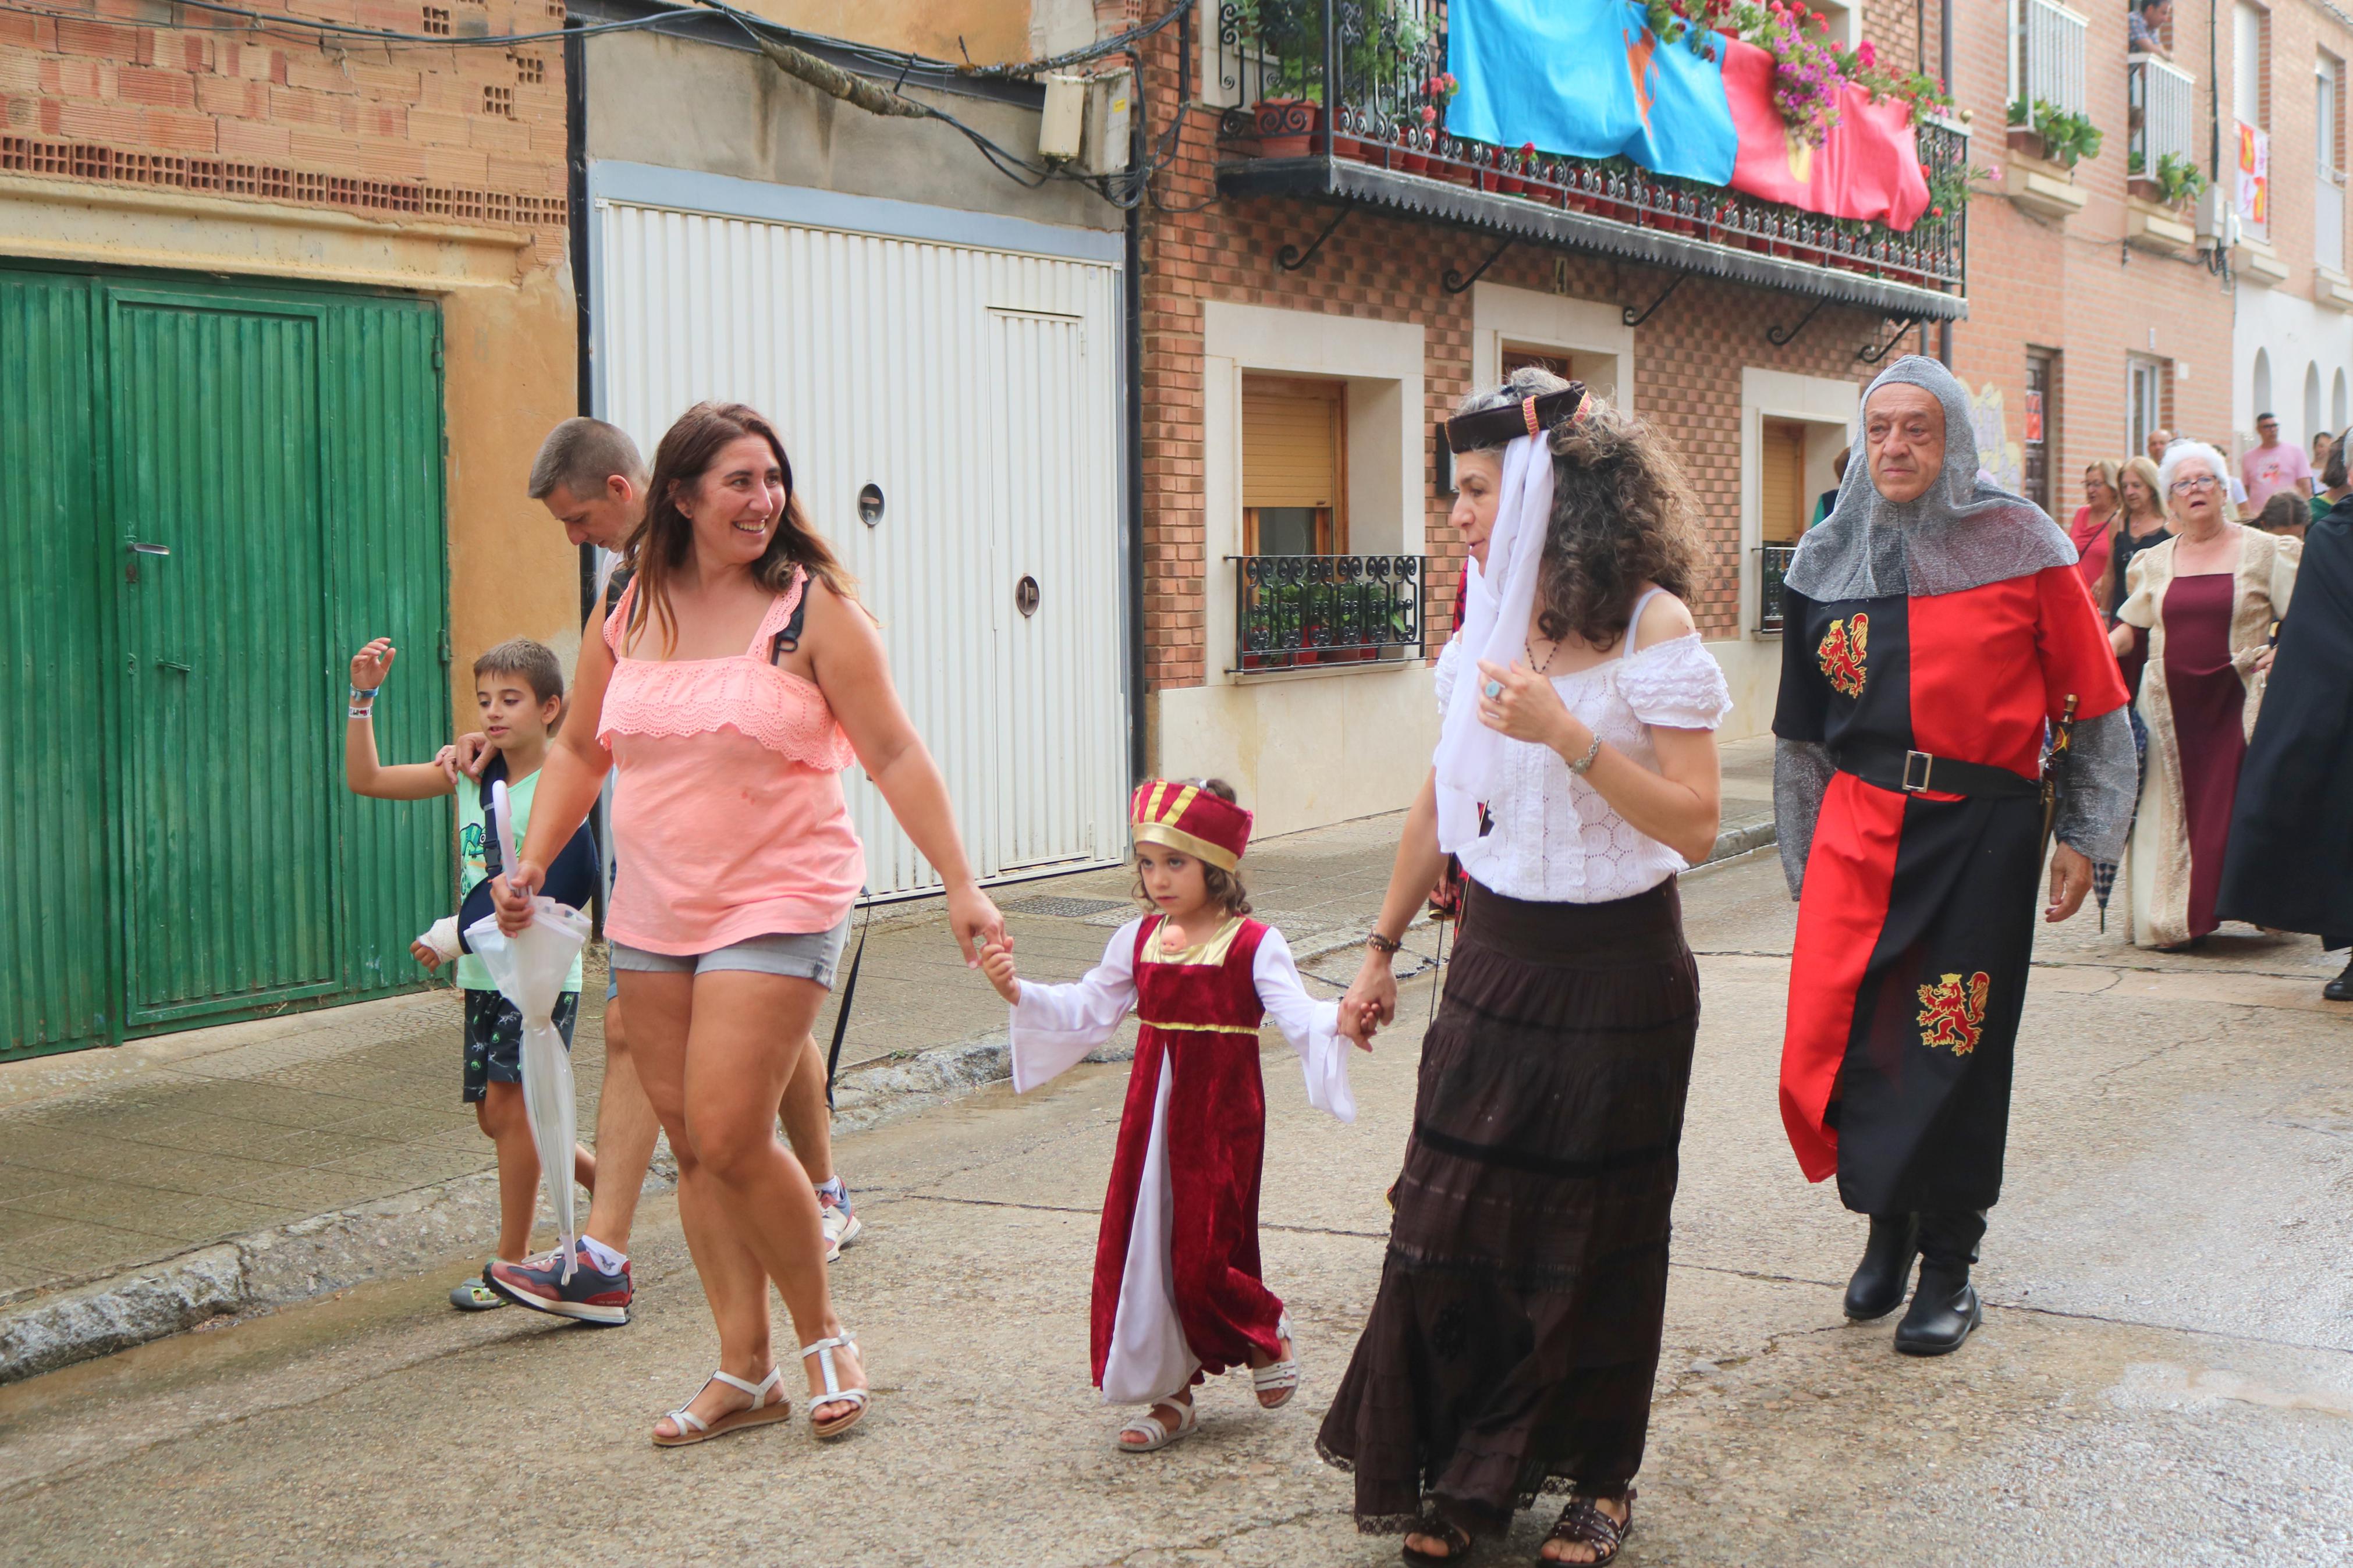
[1930,205,1944,216]
[1420,104,1437,124]
[1521,140,1536,154]
[1857,40,1876,67]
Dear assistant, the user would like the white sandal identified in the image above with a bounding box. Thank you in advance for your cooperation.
[1118,1396,1198,1453]
[1253,1318,1301,1409]
[650,1366,792,1448]
[800,1333,870,1439]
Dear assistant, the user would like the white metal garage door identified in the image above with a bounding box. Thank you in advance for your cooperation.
[593,184,1128,899]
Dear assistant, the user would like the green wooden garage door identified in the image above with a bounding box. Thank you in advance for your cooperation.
[0,266,451,1058]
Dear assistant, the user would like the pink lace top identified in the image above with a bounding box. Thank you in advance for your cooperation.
[598,570,864,953]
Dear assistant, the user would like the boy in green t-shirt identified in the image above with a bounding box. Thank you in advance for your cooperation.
[344,635,594,1311]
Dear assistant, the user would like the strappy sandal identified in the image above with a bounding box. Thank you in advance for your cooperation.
[1401,1512,1473,1566]
[1117,1396,1197,1453]
[1252,1315,1301,1409]
[799,1333,869,1440]
[1539,1489,1635,1565]
[650,1367,792,1449]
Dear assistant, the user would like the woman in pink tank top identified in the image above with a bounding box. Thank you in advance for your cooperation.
[498,401,1005,1445]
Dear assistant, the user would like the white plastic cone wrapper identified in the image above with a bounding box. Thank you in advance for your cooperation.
[462,781,591,1281]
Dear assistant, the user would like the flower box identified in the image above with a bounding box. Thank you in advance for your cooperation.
[1254,98,1319,158]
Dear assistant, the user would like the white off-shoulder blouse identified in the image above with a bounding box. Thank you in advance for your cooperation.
[1433,593,1732,905]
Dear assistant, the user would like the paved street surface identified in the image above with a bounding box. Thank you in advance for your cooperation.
[3,827,2350,1566]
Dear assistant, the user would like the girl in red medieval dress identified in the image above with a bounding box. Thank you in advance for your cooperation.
[979,778,1359,1452]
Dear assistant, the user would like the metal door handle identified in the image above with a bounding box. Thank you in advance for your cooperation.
[126,541,170,583]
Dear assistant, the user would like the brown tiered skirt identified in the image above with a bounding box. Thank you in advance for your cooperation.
[1316,876,1699,1535]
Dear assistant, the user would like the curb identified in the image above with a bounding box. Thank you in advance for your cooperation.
[1,814,1774,1384]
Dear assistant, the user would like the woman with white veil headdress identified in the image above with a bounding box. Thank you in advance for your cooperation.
[1317,371,1731,1565]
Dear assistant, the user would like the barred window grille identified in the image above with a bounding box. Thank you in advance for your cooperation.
[2130,54,2196,177]
[2017,0,2089,118]
[1229,554,1424,672]
[1757,546,1797,634]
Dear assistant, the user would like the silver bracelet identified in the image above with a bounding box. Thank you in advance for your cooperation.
[1567,733,1603,774]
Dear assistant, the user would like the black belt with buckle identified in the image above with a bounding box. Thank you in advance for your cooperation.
[1832,738,2039,799]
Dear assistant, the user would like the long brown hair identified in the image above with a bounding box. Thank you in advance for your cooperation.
[1535,400,1702,652]
[624,401,856,654]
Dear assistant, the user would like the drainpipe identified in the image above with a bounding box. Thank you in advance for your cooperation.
[1937,0,1954,368]
[1123,45,1149,787]
[565,15,595,626]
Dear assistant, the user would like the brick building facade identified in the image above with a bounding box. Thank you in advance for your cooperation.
[1131,6,1961,830]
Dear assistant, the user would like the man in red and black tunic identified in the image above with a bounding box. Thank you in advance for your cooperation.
[1774,357,2135,1356]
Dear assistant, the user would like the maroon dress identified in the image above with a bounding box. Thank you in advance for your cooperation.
[2160,573,2246,939]
[1089,915,1285,1388]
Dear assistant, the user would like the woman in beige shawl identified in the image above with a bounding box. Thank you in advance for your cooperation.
[2111,442,2300,950]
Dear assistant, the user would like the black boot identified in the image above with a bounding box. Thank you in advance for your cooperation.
[1895,1209,1988,1356]
[2324,956,2353,1002]
[1843,1213,1918,1321]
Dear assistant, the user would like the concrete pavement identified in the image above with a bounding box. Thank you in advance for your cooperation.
[0,739,1776,1381]
[1,835,2348,1565]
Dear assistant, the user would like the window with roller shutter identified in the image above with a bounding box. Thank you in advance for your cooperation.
[1241,375,1347,555]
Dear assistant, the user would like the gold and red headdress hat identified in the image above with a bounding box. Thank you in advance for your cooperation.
[1130,780,1252,872]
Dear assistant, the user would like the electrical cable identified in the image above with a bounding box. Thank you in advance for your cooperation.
[0,0,711,48]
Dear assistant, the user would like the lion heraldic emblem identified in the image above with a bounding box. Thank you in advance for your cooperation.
[1917,971,1992,1054]
[1816,612,1869,698]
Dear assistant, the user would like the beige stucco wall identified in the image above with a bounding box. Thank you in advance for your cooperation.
[1151,665,1441,840]
[727,0,1034,67]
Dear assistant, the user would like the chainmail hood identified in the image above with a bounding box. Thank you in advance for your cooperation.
[1784,355,2078,600]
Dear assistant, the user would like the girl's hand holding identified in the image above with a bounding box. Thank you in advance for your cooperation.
[1339,952,1397,1047]
[947,881,1007,969]
[350,638,395,692]
[409,939,442,972]
[492,862,542,936]
[979,940,1021,1004]
[1475,659,1585,754]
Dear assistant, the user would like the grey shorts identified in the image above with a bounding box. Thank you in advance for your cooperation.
[609,920,851,991]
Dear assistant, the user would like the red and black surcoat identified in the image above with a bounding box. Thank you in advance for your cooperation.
[1774,566,2125,1215]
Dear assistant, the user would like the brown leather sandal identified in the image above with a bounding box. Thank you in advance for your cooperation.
[1539,1489,1635,1565]
[1401,1512,1474,1566]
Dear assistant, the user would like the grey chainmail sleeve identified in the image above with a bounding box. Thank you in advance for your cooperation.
[1774,738,1835,899]
[2052,706,2137,865]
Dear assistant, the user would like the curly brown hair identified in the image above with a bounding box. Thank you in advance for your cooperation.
[1533,399,1703,653]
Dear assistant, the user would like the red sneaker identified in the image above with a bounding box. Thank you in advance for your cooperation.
[484,1242,632,1325]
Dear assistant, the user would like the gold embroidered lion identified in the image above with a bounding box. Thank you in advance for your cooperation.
[1817,611,1869,698]
[1916,970,1992,1055]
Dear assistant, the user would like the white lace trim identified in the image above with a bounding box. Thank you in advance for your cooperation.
[597,573,854,771]
[1438,631,1732,905]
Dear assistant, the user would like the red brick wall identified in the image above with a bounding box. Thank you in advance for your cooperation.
[1135,25,1896,692]
[0,0,567,264]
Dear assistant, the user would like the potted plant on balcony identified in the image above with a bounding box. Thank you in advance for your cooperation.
[1236,0,1322,155]
[2007,97,2103,171]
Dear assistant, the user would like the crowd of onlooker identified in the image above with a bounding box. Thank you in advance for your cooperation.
[2056,415,2351,1000]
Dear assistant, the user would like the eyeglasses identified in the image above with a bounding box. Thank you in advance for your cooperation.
[2169,474,2220,494]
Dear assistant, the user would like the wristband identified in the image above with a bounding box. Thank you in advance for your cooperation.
[347,706,373,719]
[1365,931,1403,955]
[349,684,378,705]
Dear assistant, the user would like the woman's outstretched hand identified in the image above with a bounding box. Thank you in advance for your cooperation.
[492,861,543,936]
[946,881,1006,969]
[1339,950,1398,1048]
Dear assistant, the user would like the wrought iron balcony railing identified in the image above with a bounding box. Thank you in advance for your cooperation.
[1230,554,1425,673]
[1209,0,1967,296]
[1758,545,1797,634]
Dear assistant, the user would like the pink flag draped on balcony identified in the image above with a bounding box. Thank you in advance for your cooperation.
[1717,37,1932,230]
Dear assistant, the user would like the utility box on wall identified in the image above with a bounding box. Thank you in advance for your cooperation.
[1039,71,1130,175]
[1082,72,1131,175]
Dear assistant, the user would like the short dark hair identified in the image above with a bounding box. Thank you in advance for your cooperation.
[529,417,647,500]
[1133,777,1252,916]
[473,638,565,706]
[2255,411,2278,424]
[2326,435,2347,490]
